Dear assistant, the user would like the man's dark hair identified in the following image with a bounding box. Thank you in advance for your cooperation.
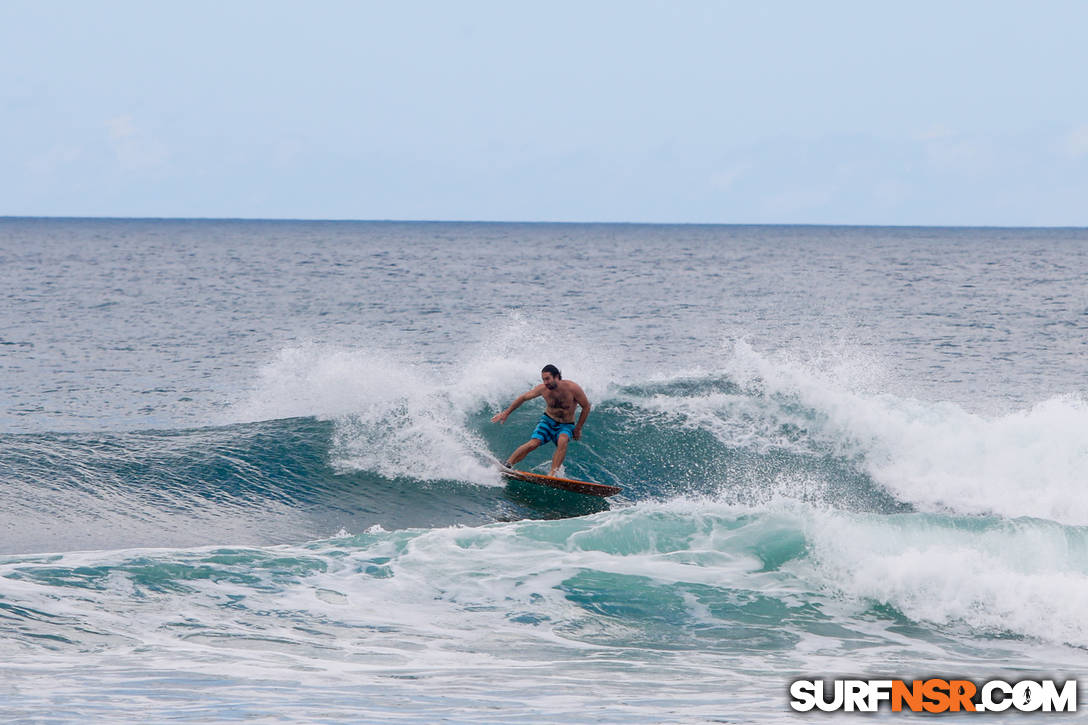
[541,364,561,379]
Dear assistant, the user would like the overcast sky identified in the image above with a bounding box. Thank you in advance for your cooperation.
[3,1,1087,225]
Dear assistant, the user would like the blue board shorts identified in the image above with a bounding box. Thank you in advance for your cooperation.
[531,414,576,445]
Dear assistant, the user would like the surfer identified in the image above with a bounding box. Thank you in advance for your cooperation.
[491,364,590,476]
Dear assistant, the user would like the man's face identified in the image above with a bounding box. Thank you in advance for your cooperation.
[541,372,558,389]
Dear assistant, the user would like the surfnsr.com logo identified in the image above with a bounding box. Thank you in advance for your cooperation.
[790,678,1077,713]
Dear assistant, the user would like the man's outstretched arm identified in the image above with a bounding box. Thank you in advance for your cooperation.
[491,385,543,424]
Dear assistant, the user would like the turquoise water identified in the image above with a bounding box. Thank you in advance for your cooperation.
[2,219,1087,722]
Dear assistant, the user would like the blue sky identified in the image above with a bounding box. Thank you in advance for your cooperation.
[3,1,1087,224]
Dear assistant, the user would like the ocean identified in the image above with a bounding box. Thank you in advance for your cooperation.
[1,218,1086,722]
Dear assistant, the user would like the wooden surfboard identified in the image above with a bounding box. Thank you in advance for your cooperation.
[500,466,621,497]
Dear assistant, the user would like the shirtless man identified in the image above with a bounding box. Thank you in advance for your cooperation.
[491,364,591,476]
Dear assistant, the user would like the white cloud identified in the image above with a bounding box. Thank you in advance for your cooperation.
[761,184,838,217]
[708,163,751,191]
[1062,125,1088,159]
[27,144,82,177]
[922,135,996,176]
[105,114,169,171]
[107,114,138,141]
[871,178,910,208]
[913,124,956,142]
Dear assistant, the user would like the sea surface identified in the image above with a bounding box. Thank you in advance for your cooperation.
[1,218,1087,722]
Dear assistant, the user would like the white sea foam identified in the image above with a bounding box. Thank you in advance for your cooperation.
[228,332,622,485]
[3,499,1085,723]
[801,506,1088,647]
[231,344,497,484]
[448,313,623,409]
[720,340,1088,525]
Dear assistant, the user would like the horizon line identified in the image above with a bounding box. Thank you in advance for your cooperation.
[2,215,1086,231]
